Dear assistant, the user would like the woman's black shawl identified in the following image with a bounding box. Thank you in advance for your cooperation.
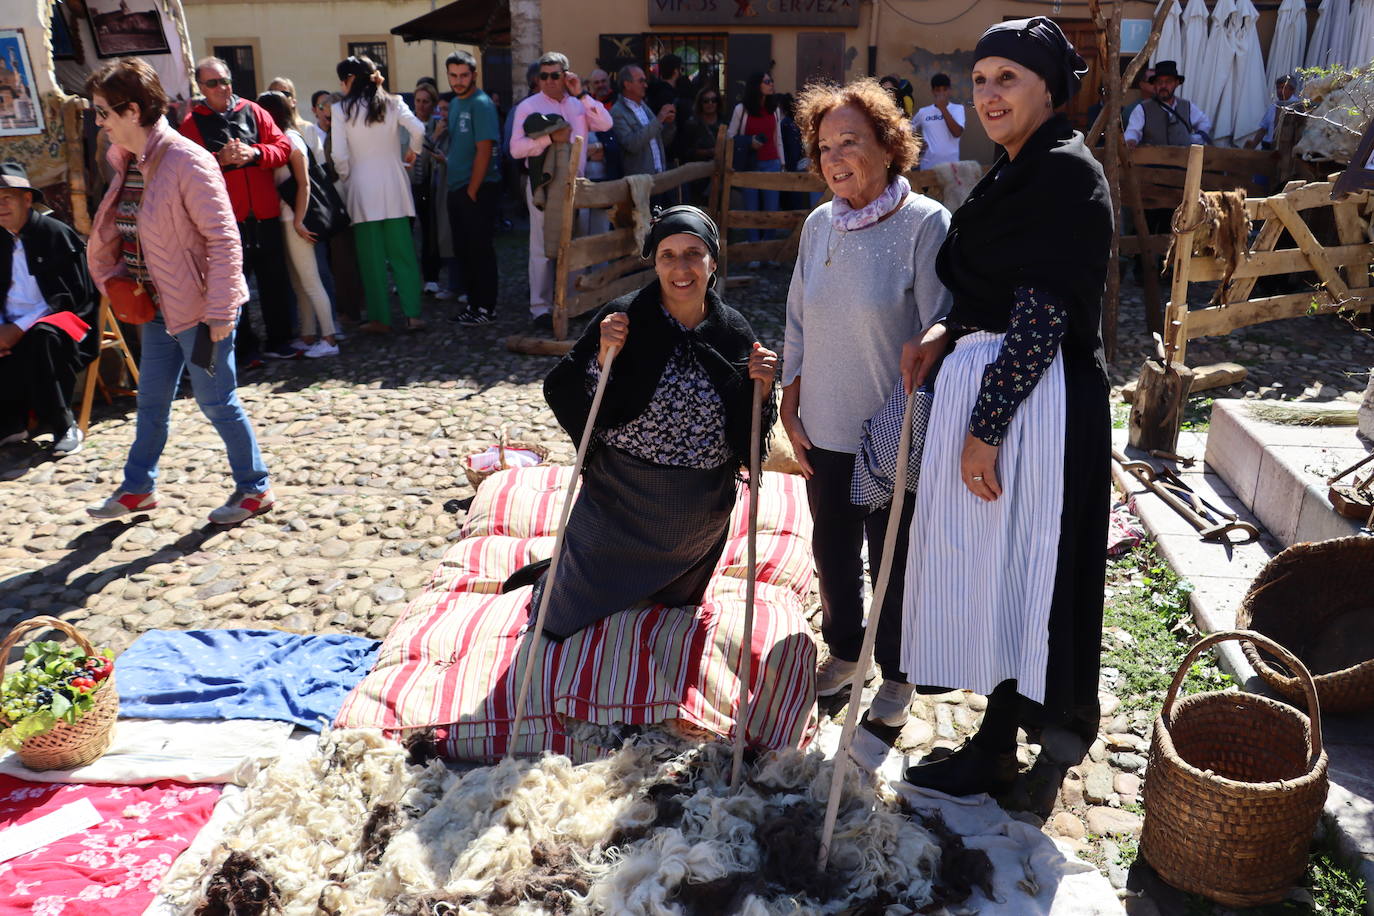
[543,280,777,471]
[935,114,1113,370]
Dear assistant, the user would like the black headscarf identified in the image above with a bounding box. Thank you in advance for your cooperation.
[641,204,720,262]
[973,17,1087,107]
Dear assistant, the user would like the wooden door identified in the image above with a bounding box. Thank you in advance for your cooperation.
[726,34,772,113]
[796,33,844,92]
[1057,20,1105,134]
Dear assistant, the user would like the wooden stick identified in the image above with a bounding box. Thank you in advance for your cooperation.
[1164,144,1205,366]
[730,379,767,789]
[1101,0,1124,361]
[507,343,619,759]
[817,386,918,872]
[1085,0,1172,148]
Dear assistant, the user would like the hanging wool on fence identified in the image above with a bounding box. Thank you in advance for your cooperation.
[162,727,944,915]
[1167,189,1251,303]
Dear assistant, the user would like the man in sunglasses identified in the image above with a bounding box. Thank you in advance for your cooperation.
[508,51,612,332]
[180,57,294,365]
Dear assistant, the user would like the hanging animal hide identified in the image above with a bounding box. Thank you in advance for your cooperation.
[1165,188,1252,302]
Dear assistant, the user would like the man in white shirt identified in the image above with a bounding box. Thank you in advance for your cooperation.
[1124,60,1211,148]
[509,51,613,330]
[914,73,965,168]
[0,164,98,456]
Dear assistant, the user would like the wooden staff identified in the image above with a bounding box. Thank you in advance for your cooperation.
[817,387,918,871]
[730,379,767,789]
[507,344,620,759]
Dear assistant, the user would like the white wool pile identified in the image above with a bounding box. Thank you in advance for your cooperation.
[170,729,940,915]
[1294,66,1373,164]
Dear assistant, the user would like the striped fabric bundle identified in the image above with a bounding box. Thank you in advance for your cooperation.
[334,466,818,762]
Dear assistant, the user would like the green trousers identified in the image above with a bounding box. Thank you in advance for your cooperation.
[352,217,422,323]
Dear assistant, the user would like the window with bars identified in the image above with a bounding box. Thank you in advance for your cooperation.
[646,33,727,94]
[346,39,391,86]
[212,44,257,99]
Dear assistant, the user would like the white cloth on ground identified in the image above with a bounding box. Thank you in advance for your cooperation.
[901,331,1066,703]
[0,718,294,786]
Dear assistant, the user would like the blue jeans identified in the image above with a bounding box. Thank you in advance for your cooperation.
[743,158,783,242]
[122,317,269,495]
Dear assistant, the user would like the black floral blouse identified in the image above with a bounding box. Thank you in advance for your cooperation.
[586,313,732,469]
[969,285,1068,446]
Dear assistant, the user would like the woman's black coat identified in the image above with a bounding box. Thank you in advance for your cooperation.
[544,280,777,471]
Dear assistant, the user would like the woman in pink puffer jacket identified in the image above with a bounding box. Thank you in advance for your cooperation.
[85,57,274,526]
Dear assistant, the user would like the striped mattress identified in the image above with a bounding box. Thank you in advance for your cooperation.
[334,465,818,762]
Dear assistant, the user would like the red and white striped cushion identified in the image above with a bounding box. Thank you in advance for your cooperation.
[335,467,818,762]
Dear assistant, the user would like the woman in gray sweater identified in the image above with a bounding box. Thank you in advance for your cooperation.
[781,79,951,727]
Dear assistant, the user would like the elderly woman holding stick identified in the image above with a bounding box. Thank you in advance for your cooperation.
[781,79,951,725]
[528,206,778,639]
[898,18,1112,797]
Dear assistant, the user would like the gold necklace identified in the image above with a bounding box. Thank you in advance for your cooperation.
[825,224,844,267]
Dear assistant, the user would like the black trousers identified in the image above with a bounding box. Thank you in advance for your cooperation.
[413,184,439,283]
[447,184,500,314]
[0,322,82,435]
[804,445,914,681]
[237,218,294,356]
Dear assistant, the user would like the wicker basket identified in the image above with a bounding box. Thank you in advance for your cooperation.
[1141,630,1328,907]
[0,617,119,771]
[463,428,549,490]
[1236,537,1374,714]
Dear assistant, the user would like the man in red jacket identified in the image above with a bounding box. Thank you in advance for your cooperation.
[181,57,295,363]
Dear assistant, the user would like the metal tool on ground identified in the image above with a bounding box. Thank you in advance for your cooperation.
[1113,449,1260,544]
[1325,451,1374,521]
[730,378,767,789]
[508,343,619,759]
[817,386,918,872]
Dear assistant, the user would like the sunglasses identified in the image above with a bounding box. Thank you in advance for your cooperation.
[762,77,774,85]
[200,77,233,89]
[93,101,129,121]
[538,71,565,81]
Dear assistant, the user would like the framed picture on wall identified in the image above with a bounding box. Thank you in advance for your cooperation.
[0,29,45,136]
[85,0,171,59]
[51,6,80,62]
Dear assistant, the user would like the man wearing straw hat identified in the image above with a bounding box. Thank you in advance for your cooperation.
[0,162,99,457]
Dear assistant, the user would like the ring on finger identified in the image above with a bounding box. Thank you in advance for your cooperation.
[972,475,984,481]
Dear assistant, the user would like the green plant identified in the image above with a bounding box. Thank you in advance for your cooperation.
[0,641,115,750]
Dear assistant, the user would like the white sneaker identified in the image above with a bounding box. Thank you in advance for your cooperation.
[868,679,916,727]
[304,340,339,358]
[816,655,866,696]
[289,338,311,351]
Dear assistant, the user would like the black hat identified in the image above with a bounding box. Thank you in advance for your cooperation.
[0,161,43,203]
[641,204,720,263]
[1150,61,1185,83]
[974,17,1087,107]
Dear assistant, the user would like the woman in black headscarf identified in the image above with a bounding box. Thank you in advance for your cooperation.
[897,17,1113,796]
[534,206,779,639]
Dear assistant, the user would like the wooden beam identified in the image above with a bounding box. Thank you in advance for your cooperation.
[567,271,654,318]
[1265,196,1352,301]
[1333,201,1367,246]
[1186,287,1374,338]
[1121,361,1248,402]
[574,256,652,292]
[572,161,714,208]
[1186,243,1373,283]
[1123,156,1165,335]
[505,336,575,356]
[724,209,811,229]
[564,228,637,271]
[1164,144,1206,365]
[551,135,584,342]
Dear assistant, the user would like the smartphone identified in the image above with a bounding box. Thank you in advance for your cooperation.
[191,322,217,377]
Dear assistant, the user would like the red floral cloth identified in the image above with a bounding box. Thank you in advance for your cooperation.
[0,776,220,915]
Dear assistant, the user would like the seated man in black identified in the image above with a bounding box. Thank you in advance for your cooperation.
[0,163,99,456]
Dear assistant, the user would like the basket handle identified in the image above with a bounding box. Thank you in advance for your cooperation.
[1,616,97,669]
[1163,629,1323,766]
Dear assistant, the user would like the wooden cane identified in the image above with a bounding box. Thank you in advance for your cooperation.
[507,344,620,760]
[816,386,918,871]
[730,378,767,789]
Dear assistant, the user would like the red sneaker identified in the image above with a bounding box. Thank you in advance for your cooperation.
[87,490,158,519]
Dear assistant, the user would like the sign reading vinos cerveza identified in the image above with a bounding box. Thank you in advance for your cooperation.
[648,0,861,28]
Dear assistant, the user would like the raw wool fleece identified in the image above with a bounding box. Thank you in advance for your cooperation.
[1293,67,1373,164]
[165,728,940,915]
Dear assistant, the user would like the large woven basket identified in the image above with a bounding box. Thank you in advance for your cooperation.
[1141,630,1328,907]
[463,429,549,490]
[0,617,119,771]
[1236,537,1374,714]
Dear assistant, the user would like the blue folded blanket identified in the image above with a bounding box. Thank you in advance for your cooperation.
[115,630,379,731]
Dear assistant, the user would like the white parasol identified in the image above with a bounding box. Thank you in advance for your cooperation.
[1349,0,1374,69]
[1305,0,1353,67]
[1180,0,1210,77]
[1191,0,1237,135]
[1221,0,1271,146]
[1266,0,1309,86]
[1156,0,1185,70]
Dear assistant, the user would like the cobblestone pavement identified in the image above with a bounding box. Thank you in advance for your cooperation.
[2,235,1371,912]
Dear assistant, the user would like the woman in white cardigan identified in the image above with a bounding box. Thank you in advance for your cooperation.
[331,55,426,332]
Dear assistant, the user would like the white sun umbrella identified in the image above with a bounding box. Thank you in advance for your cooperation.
[1349,0,1374,69]
[1266,0,1309,86]
[1180,0,1210,76]
[1155,0,1185,69]
[1221,0,1270,145]
[1191,0,1237,134]
[1305,0,1352,68]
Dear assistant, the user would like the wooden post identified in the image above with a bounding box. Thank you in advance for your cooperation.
[707,125,728,225]
[1122,153,1164,335]
[551,136,584,342]
[63,98,91,236]
[1165,144,1205,366]
[719,136,735,286]
[1128,358,1195,451]
[1085,0,1172,148]
[1101,0,1124,360]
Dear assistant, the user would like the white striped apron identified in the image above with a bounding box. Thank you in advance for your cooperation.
[899,330,1066,703]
